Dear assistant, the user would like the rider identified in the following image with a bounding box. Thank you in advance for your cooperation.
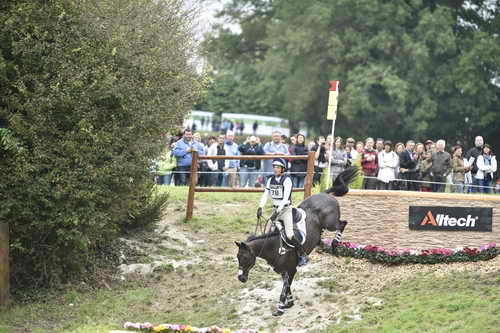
[256,158,309,266]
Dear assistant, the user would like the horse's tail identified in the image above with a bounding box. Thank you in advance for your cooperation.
[325,166,359,197]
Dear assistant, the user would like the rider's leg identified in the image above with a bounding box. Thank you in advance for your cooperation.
[281,207,309,266]
[280,206,294,240]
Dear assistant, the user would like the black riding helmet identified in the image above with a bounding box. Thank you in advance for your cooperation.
[272,158,288,171]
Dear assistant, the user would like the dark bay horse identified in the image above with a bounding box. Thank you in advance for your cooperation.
[235,167,358,316]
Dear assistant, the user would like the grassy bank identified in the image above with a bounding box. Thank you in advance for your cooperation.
[328,272,500,333]
[0,187,498,333]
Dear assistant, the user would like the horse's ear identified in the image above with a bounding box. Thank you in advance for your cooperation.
[235,241,242,248]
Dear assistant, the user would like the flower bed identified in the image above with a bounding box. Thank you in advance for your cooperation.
[322,239,498,265]
[123,322,265,333]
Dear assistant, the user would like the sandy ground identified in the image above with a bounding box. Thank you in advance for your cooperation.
[117,202,500,333]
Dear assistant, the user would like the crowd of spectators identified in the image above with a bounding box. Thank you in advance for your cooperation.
[154,129,498,194]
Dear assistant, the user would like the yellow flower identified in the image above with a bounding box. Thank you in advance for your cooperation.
[221,329,231,333]
[153,324,167,332]
[185,325,194,332]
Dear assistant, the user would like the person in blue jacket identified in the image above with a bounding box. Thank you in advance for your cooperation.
[172,129,205,185]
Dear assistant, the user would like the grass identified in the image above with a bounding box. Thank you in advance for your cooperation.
[0,187,498,333]
[319,271,500,333]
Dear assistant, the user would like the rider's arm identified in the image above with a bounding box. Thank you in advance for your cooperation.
[259,178,272,208]
[277,177,293,212]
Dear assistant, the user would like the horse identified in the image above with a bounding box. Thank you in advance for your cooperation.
[235,166,358,316]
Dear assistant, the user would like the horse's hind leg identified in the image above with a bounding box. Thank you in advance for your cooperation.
[330,220,348,254]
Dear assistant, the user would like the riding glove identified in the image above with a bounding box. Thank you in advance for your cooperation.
[256,207,263,218]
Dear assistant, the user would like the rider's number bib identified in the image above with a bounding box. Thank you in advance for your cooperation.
[269,185,283,199]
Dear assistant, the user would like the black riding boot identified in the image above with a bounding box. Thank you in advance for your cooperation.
[291,237,308,266]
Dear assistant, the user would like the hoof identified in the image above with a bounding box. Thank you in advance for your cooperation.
[272,309,285,316]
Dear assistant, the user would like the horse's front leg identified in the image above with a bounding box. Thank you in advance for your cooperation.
[272,272,291,316]
[283,269,296,309]
[330,220,348,254]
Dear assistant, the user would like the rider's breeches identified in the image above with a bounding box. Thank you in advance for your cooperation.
[275,206,293,240]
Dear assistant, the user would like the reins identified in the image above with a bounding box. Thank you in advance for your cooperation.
[252,215,275,259]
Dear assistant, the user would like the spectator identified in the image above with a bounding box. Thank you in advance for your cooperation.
[413,143,425,191]
[288,135,297,155]
[392,142,405,190]
[465,136,484,193]
[207,134,227,186]
[239,136,264,188]
[290,133,309,188]
[430,139,452,192]
[330,136,348,181]
[194,132,210,187]
[451,145,469,193]
[419,151,433,192]
[156,143,176,186]
[312,136,327,186]
[172,129,205,186]
[375,138,384,153]
[263,131,289,177]
[377,140,398,190]
[399,140,418,191]
[224,130,240,187]
[476,144,497,194]
[424,139,434,152]
[346,137,357,161]
[361,137,378,189]
[349,141,365,189]
[238,121,245,135]
[252,121,259,135]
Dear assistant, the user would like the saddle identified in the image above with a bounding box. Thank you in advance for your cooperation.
[276,208,307,249]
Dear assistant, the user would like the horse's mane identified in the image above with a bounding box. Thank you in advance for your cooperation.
[246,230,280,242]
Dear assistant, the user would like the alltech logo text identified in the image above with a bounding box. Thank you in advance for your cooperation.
[409,206,493,232]
[420,211,478,228]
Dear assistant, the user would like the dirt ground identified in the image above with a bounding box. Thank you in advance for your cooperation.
[117,201,500,333]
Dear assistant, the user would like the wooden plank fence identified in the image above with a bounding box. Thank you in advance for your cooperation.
[186,152,316,220]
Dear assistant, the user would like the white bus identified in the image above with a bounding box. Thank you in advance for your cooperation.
[184,110,301,137]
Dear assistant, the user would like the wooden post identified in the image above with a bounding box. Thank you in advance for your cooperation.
[0,222,9,307]
[304,151,315,199]
[186,151,199,221]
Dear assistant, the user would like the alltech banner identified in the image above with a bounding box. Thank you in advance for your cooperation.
[409,206,493,232]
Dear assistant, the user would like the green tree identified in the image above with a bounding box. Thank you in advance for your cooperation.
[0,0,200,287]
[204,0,500,146]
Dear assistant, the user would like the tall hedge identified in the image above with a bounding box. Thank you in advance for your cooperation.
[0,0,201,287]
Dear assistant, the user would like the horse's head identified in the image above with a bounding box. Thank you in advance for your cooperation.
[235,241,256,283]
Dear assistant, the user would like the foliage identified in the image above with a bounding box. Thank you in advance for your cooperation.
[0,0,201,287]
[327,240,498,265]
[122,188,171,231]
[202,0,500,145]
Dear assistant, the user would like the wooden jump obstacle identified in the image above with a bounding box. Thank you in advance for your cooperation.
[186,151,316,220]
[0,222,8,306]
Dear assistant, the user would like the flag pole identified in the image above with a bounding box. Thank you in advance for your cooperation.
[324,81,339,190]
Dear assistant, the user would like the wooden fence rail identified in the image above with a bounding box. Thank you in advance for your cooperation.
[186,152,316,220]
